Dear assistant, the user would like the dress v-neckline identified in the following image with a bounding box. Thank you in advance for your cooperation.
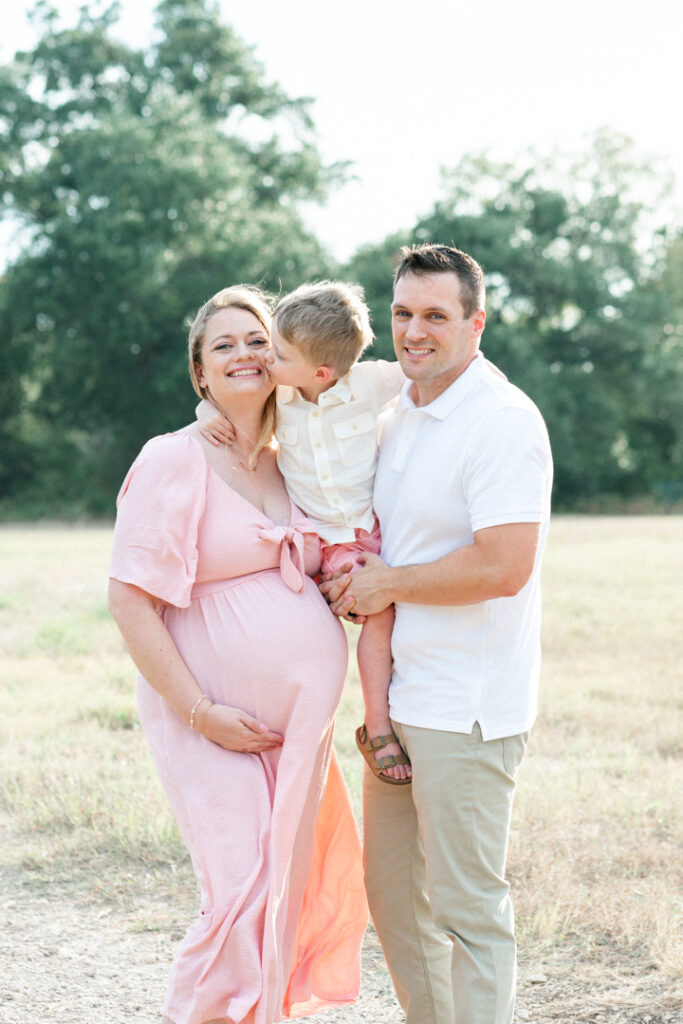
[187,434,296,527]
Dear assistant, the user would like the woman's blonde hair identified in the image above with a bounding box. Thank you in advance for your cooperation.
[188,285,276,467]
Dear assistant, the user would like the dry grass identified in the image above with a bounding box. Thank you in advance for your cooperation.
[0,517,681,1021]
[517,517,682,973]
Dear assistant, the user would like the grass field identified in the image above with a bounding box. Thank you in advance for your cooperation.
[0,517,681,1022]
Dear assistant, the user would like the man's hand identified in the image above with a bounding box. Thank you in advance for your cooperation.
[195,399,236,447]
[335,552,394,618]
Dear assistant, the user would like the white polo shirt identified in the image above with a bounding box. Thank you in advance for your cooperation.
[374,352,553,740]
[275,359,404,543]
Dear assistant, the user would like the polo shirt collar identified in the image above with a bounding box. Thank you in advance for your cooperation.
[398,352,485,419]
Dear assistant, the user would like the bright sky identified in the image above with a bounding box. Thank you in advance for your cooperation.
[2,0,681,261]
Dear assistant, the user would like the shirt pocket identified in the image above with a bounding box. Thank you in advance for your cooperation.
[332,412,377,467]
[275,424,298,448]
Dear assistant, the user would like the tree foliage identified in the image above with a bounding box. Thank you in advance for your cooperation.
[0,0,337,513]
[1,10,681,517]
[348,132,683,506]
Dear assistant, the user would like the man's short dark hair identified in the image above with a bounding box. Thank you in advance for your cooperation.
[394,243,485,319]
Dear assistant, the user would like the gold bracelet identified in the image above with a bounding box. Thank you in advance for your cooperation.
[196,700,214,736]
[189,694,209,731]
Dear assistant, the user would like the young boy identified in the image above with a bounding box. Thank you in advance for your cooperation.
[199,281,411,783]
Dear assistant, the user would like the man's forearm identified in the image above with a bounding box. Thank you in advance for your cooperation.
[386,543,518,607]
[344,523,541,616]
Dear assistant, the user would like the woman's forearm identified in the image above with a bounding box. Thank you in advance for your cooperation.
[108,579,202,724]
[108,579,284,751]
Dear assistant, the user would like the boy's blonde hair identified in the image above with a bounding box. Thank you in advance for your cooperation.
[274,280,374,377]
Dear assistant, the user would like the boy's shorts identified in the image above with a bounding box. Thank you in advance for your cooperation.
[321,516,381,576]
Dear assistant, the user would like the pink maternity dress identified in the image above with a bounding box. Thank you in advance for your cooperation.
[110,434,368,1024]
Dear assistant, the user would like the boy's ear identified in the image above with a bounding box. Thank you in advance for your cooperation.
[314,365,334,384]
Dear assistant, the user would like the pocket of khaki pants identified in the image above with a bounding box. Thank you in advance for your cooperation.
[502,731,528,777]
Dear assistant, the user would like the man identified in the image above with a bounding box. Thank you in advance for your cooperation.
[325,244,553,1023]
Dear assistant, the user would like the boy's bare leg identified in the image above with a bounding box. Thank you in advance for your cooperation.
[356,605,411,781]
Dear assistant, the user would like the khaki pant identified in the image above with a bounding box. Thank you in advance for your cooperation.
[363,721,527,1024]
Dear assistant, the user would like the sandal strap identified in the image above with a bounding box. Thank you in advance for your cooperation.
[355,723,412,785]
[367,731,400,751]
[376,752,410,769]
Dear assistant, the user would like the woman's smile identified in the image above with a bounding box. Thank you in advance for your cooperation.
[228,365,264,378]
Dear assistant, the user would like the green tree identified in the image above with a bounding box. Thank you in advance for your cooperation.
[638,233,683,498]
[0,0,339,513]
[347,132,683,506]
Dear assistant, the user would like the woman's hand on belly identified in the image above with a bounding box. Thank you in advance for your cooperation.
[202,704,283,753]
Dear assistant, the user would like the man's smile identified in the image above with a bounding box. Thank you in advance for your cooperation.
[403,346,434,357]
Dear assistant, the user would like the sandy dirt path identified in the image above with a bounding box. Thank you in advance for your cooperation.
[0,853,679,1024]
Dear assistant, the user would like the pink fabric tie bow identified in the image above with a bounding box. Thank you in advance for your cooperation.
[258,523,317,592]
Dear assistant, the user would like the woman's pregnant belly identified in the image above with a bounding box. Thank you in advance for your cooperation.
[163,569,349,732]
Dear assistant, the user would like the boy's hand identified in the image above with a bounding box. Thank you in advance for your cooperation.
[318,565,366,623]
[195,399,236,447]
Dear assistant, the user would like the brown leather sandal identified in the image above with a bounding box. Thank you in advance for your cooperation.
[355,724,412,786]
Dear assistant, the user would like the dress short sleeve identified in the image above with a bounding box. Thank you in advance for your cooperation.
[109,433,208,608]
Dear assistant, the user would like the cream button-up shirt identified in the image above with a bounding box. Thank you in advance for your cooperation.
[275,359,405,544]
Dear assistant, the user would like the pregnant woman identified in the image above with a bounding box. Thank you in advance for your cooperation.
[108,285,367,1024]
